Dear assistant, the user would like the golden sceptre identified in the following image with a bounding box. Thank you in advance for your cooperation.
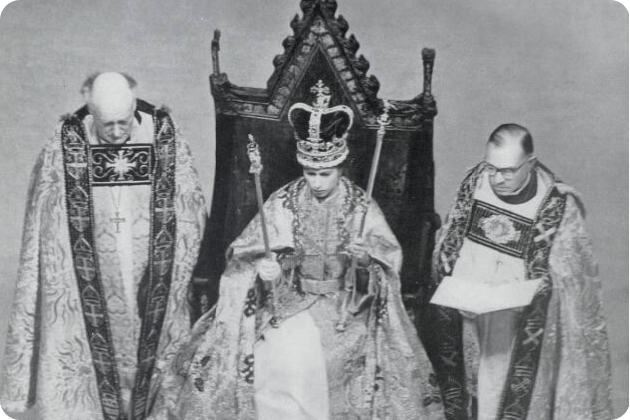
[247,134,279,326]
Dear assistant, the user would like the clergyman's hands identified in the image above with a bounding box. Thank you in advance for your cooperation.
[346,239,371,267]
[256,255,282,284]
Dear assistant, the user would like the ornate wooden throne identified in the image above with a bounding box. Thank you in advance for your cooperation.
[194,0,440,328]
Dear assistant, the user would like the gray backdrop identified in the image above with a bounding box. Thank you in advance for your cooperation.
[0,0,627,417]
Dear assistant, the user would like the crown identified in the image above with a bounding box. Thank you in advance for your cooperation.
[288,80,354,168]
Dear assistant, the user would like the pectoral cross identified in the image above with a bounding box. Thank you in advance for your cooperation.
[110,212,126,233]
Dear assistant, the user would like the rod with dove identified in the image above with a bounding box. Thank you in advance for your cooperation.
[336,100,394,331]
[247,134,279,326]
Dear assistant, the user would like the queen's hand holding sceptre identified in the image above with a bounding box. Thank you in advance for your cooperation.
[247,134,280,326]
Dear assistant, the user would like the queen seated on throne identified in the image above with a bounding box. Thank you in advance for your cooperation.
[149,82,445,420]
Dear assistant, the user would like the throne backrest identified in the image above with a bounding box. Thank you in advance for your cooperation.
[199,0,439,309]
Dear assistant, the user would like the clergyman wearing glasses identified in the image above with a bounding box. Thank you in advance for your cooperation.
[424,123,612,420]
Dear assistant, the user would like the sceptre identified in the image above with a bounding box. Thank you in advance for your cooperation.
[247,134,271,257]
[246,134,279,326]
[336,101,393,331]
[362,99,393,232]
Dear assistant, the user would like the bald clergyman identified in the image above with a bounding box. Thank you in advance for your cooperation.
[0,72,207,420]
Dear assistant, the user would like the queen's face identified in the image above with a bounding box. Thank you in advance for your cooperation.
[303,167,342,199]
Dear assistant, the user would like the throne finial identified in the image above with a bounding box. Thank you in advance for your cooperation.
[212,30,221,76]
[421,48,435,98]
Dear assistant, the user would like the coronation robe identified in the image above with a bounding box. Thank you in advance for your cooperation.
[425,163,612,420]
[151,176,444,420]
[0,100,206,420]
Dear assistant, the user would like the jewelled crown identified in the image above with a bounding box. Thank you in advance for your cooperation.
[288,80,354,168]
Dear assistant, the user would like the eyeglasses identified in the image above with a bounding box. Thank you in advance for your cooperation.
[483,157,534,179]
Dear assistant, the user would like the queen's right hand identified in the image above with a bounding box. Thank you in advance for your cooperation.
[256,256,282,284]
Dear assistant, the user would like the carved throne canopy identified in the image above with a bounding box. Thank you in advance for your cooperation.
[196,0,439,322]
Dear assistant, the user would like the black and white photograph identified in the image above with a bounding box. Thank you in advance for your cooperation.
[0,0,627,419]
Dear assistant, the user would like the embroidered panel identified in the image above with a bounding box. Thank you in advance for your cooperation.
[428,164,484,420]
[497,187,566,420]
[465,199,534,258]
[61,118,126,420]
[131,110,177,420]
[90,144,153,186]
[61,106,177,420]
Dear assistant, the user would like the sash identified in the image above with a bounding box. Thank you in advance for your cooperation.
[429,163,566,420]
[61,103,177,420]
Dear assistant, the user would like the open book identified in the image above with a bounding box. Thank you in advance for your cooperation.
[429,276,542,315]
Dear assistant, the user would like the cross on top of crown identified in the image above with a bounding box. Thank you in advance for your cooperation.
[310,80,331,109]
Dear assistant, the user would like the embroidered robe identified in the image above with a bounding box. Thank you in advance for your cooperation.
[0,100,206,420]
[150,176,445,420]
[425,163,613,420]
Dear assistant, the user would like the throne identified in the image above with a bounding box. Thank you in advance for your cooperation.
[194,0,440,332]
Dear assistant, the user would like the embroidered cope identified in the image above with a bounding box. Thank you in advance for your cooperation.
[0,101,207,420]
[426,163,613,420]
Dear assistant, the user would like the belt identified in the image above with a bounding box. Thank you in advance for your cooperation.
[300,278,343,295]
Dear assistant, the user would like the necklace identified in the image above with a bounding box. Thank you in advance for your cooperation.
[109,187,126,233]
